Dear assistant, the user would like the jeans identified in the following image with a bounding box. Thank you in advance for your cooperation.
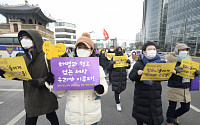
[166,100,190,123]
[114,92,120,104]
[25,111,59,125]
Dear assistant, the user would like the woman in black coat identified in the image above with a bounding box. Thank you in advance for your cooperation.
[108,46,130,111]
[129,42,164,125]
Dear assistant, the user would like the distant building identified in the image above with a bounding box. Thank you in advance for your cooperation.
[47,20,76,45]
[0,1,55,44]
[165,0,200,55]
[136,30,142,42]
[142,0,168,48]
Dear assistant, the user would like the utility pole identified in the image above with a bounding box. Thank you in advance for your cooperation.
[194,32,199,56]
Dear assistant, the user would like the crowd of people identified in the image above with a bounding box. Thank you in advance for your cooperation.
[0,30,199,125]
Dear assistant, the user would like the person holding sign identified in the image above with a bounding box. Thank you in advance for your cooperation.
[108,46,131,111]
[107,46,115,85]
[17,30,59,125]
[129,42,164,125]
[165,43,200,125]
[99,49,109,77]
[47,33,108,125]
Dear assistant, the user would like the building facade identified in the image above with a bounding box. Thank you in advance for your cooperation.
[47,20,76,45]
[0,2,55,44]
[165,0,200,55]
[142,0,168,49]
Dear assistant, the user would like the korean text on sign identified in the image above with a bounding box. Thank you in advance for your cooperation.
[51,57,100,91]
[141,63,176,81]
[177,59,199,79]
[113,55,129,68]
[0,56,32,80]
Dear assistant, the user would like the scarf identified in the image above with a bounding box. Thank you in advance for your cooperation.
[175,54,191,83]
[142,54,163,85]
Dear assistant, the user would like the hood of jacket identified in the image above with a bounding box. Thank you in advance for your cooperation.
[18,30,43,58]
[115,46,123,56]
[165,52,178,63]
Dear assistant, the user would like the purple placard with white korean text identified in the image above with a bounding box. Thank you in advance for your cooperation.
[51,57,100,91]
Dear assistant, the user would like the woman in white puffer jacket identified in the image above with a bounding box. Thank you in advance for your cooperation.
[46,33,108,125]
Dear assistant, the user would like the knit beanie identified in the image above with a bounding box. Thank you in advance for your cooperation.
[174,43,190,54]
[75,32,94,50]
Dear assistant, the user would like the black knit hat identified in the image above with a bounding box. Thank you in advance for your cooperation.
[142,42,157,51]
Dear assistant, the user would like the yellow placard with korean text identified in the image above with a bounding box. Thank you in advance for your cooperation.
[0,56,32,80]
[113,55,129,68]
[106,53,115,60]
[177,59,199,79]
[141,63,176,81]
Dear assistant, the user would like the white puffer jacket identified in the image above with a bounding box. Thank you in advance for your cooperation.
[46,66,108,125]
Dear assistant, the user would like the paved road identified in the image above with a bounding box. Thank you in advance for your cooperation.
[1,77,200,125]
[0,57,200,125]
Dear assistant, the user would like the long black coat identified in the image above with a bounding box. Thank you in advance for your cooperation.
[18,30,58,117]
[99,51,108,70]
[108,48,130,93]
[129,57,163,125]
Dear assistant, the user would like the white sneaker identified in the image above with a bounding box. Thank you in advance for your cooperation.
[116,104,122,111]
[119,95,120,100]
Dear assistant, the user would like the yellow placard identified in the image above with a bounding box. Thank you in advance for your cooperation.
[42,41,66,60]
[106,53,115,60]
[141,63,176,81]
[177,59,199,79]
[0,56,32,80]
[113,55,129,68]
[102,51,105,53]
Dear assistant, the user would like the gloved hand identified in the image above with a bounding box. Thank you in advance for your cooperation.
[126,59,131,63]
[45,72,55,85]
[28,79,39,87]
[110,61,116,65]
[0,69,5,78]
[94,85,104,94]
[174,66,184,73]
[194,70,200,76]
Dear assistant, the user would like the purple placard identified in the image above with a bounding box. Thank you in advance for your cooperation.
[190,76,200,91]
[132,54,139,61]
[96,50,100,54]
[51,57,100,91]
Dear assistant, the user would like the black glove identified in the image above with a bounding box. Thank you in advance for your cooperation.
[45,72,55,85]
[110,61,116,65]
[174,66,184,73]
[195,70,200,76]
[94,85,104,94]
[28,79,39,87]
[0,69,5,78]
[126,59,131,63]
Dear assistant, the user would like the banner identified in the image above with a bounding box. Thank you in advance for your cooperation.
[113,55,129,68]
[106,53,115,60]
[177,59,199,79]
[141,63,176,81]
[0,56,32,80]
[51,57,100,91]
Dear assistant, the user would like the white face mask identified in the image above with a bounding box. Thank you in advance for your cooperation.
[76,49,91,57]
[146,50,157,58]
[21,39,33,49]
[110,49,114,52]
[179,51,188,57]
[106,50,108,52]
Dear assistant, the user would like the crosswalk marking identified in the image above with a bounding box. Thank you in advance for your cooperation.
[6,110,26,125]
[0,89,23,92]
[0,102,4,105]
[191,105,200,112]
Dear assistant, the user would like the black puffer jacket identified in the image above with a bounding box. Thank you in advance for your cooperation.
[108,47,130,93]
[99,51,108,69]
[129,56,163,125]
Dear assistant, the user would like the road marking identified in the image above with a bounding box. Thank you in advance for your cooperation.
[191,105,200,112]
[6,110,25,125]
[0,89,23,92]
[0,102,4,105]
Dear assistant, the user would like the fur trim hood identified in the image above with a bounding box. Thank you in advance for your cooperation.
[165,52,178,63]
